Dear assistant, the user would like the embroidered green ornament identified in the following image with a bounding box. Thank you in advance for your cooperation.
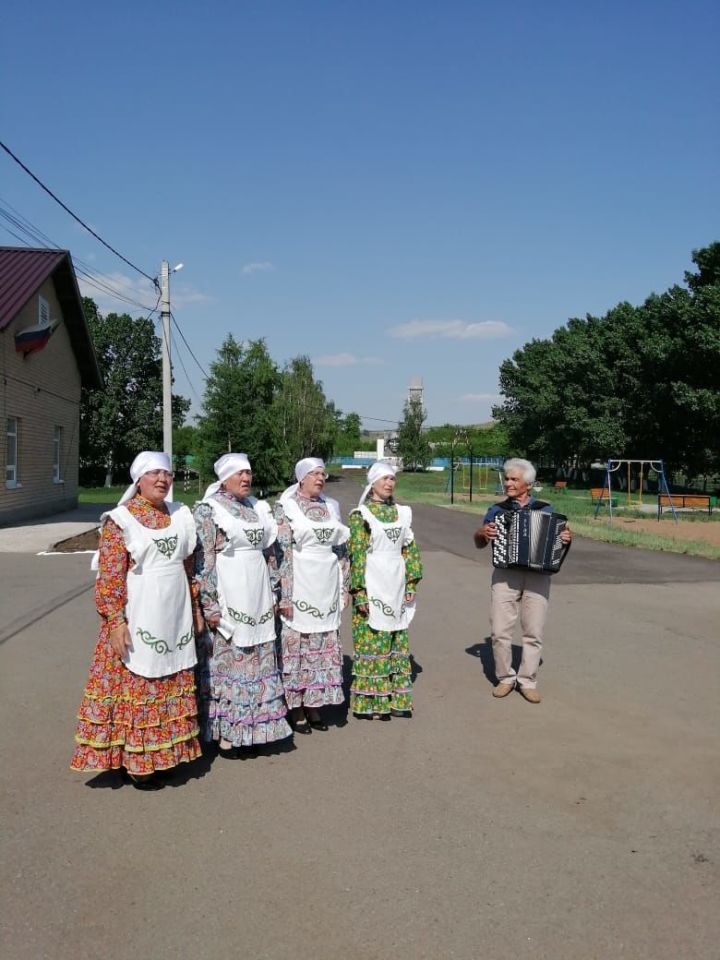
[153,534,179,558]
[136,627,172,654]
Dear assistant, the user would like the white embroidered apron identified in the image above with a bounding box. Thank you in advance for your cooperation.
[107,503,197,678]
[358,503,416,632]
[205,496,277,647]
[280,496,349,634]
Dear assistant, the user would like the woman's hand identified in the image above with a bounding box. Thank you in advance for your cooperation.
[108,622,131,658]
[356,603,369,616]
[561,526,572,544]
[278,600,294,620]
[404,592,415,603]
[205,612,221,628]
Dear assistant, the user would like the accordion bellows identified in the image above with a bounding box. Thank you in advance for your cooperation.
[491,508,569,574]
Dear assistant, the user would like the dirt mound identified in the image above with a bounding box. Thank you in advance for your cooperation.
[609,515,720,547]
[51,528,100,552]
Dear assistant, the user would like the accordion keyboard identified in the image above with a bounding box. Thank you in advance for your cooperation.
[491,508,568,574]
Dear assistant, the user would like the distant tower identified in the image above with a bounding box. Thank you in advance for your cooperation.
[408,376,423,406]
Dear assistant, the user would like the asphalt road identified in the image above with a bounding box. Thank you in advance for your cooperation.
[1,478,718,960]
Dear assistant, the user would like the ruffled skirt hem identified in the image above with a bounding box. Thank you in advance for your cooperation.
[280,626,345,709]
[71,632,201,775]
[198,635,292,744]
[71,729,201,775]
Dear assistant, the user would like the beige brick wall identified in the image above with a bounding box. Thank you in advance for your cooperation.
[0,277,82,524]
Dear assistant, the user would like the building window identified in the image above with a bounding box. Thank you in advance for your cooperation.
[53,425,63,482]
[39,295,50,326]
[6,417,19,487]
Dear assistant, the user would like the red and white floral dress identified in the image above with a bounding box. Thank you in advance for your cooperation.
[70,495,202,777]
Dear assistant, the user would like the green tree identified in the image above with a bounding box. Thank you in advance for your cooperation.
[173,424,199,466]
[273,356,338,473]
[396,396,431,470]
[195,335,284,491]
[80,298,190,486]
[333,412,362,456]
[425,422,510,458]
[493,243,720,478]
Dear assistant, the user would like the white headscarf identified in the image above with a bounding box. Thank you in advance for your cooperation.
[118,451,172,505]
[359,460,397,506]
[279,457,326,504]
[203,452,252,500]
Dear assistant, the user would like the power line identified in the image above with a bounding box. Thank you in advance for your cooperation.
[170,327,205,407]
[0,222,30,247]
[74,268,159,314]
[0,200,159,313]
[0,138,156,284]
[170,311,209,380]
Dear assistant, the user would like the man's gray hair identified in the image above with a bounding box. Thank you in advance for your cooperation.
[503,458,536,486]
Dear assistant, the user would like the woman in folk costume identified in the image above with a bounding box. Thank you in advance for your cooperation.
[71,452,203,790]
[273,457,350,733]
[193,453,291,755]
[348,461,423,720]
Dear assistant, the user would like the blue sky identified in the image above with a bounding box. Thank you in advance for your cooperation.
[2,0,718,427]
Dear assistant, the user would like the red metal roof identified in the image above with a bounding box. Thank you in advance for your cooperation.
[0,246,66,330]
[0,246,102,388]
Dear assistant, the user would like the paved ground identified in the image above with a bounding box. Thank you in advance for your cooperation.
[1,478,719,960]
[0,503,104,554]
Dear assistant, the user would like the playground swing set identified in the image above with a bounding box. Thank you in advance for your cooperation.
[593,458,678,523]
[446,458,504,503]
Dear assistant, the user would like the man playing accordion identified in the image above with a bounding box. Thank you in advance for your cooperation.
[474,458,572,703]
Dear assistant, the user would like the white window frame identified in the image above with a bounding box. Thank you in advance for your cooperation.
[38,295,50,326]
[6,416,20,488]
[52,425,64,483]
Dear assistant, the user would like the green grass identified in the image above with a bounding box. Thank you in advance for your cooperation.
[80,472,720,561]
[79,486,201,508]
[385,472,720,561]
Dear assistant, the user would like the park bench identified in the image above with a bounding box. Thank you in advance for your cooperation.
[590,487,618,507]
[658,493,712,516]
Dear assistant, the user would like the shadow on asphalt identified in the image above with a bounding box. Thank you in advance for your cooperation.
[465,636,543,687]
[83,745,217,790]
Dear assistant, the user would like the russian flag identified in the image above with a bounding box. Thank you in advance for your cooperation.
[14,318,60,356]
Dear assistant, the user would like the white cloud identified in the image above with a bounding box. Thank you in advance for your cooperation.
[313,353,384,367]
[387,319,514,340]
[241,261,275,275]
[461,393,502,402]
[77,270,210,315]
[171,284,213,308]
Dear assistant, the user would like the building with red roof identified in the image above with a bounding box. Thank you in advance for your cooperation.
[0,246,102,524]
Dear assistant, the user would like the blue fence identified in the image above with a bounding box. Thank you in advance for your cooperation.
[332,456,504,469]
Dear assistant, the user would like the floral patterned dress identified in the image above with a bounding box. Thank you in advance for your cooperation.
[71,496,202,776]
[348,498,423,715]
[193,489,292,747]
[273,493,349,710]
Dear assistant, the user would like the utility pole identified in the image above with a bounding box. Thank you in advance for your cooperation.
[159,260,173,497]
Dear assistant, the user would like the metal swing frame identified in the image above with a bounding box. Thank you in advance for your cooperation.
[594,458,678,524]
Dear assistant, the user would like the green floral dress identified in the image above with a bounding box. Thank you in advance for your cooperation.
[348,499,423,715]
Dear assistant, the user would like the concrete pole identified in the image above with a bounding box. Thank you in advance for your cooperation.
[159,260,173,498]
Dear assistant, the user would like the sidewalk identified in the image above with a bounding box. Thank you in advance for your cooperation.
[0,503,111,554]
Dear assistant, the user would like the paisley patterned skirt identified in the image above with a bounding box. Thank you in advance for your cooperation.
[279,625,345,709]
[197,634,292,746]
[71,627,201,776]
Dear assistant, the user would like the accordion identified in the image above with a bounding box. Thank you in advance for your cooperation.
[491,507,570,574]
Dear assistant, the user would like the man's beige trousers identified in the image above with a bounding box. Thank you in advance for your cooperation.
[490,568,551,689]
